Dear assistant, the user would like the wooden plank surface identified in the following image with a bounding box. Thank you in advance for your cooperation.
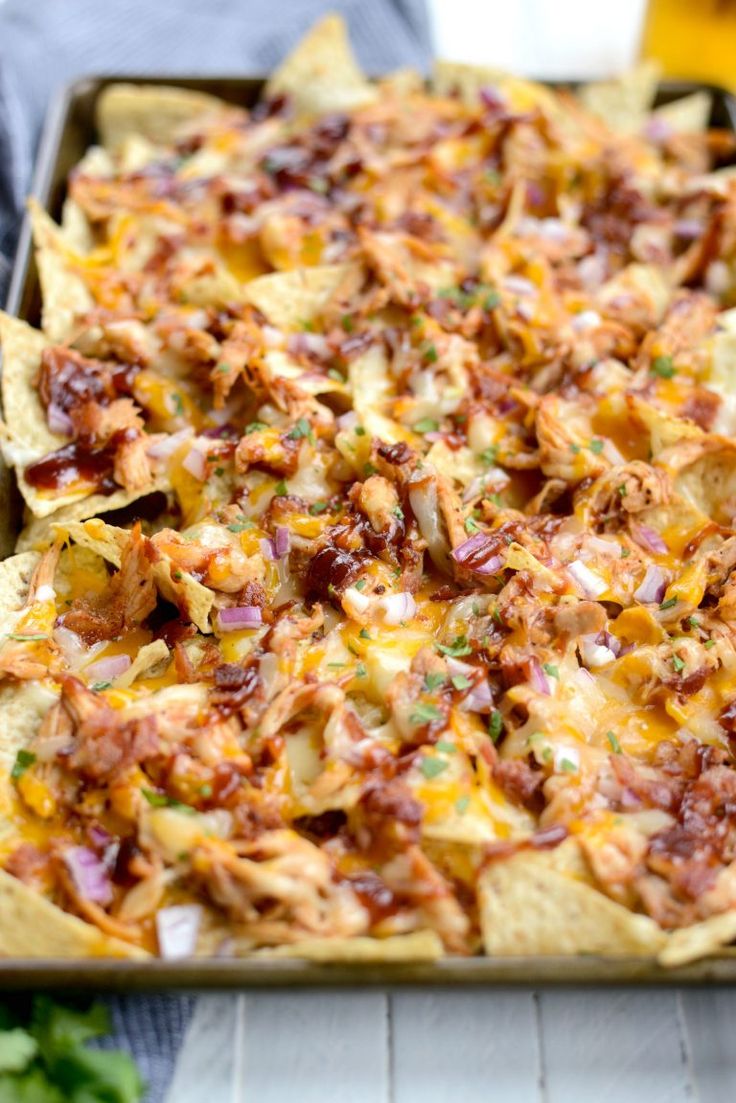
[391,990,541,1103]
[680,988,736,1103]
[538,990,694,1103]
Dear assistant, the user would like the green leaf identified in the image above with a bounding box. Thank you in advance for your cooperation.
[419,757,449,780]
[672,655,686,673]
[51,1047,143,1103]
[659,597,677,610]
[141,790,195,814]
[435,740,457,754]
[7,634,48,642]
[288,417,314,443]
[542,663,559,680]
[651,355,675,379]
[423,672,446,691]
[435,636,472,658]
[0,1067,64,1102]
[606,730,622,754]
[588,438,604,455]
[488,710,503,743]
[31,998,109,1050]
[422,343,438,364]
[273,480,288,496]
[413,418,439,434]
[455,794,471,815]
[0,1028,38,1073]
[11,750,36,780]
[410,702,442,726]
[451,674,471,690]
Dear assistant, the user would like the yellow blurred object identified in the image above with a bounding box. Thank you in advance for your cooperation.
[641,0,736,89]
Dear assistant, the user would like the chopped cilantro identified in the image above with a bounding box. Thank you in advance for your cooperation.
[617,484,627,497]
[142,789,196,814]
[359,628,371,640]
[245,421,267,434]
[288,417,314,443]
[327,662,346,670]
[413,417,439,434]
[705,639,716,649]
[274,480,288,496]
[436,740,457,754]
[672,654,686,673]
[492,605,504,626]
[651,355,676,379]
[172,570,183,581]
[327,368,345,382]
[543,663,559,680]
[570,443,581,455]
[455,794,471,815]
[483,289,501,310]
[424,672,446,691]
[392,506,405,521]
[423,343,438,364]
[588,438,604,454]
[171,393,184,415]
[199,784,213,798]
[354,426,366,436]
[607,730,622,754]
[363,462,377,477]
[341,314,354,333]
[309,500,328,515]
[480,445,498,466]
[451,674,471,690]
[354,579,367,591]
[419,756,449,779]
[688,616,700,628]
[659,597,678,610]
[464,517,480,534]
[215,361,230,374]
[91,681,112,692]
[621,547,630,558]
[410,702,443,725]
[488,710,503,743]
[11,750,36,780]
[435,636,472,658]
[7,633,47,641]
[355,662,367,678]
[559,757,578,772]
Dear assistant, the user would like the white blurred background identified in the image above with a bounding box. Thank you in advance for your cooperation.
[428,0,648,77]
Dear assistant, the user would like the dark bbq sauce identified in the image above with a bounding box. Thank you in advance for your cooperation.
[39,347,140,414]
[24,429,136,494]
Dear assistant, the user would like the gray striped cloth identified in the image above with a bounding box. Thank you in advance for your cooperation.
[0,1,431,1099]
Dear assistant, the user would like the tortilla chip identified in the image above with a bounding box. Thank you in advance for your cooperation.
[15,481,171,552]
[115,638,170,688]
[659,910,736,967]
[265,14,377,117]
[0,870,147,959]
[54,518,214,634]
[28,199,94,344]
[0,552,40,622]
[243,263,362,329]
[0,682,58,778]
[256,929,443,962]
[628,395,703,456]
[665,438,736,525]
[96,83,225,151]
[578,62,660,134]
[479,846,666,956]
[433,61,557,116]
[652,91,712,135]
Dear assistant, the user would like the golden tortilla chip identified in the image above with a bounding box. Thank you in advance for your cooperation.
[243,263,363,329]
[0,551,40,622]
[652,91,711,134]
[659,910,736,967]
[115,638,170,688]
[433,61,557,116]
[265,14,377,117]
[28,199,94,344]
[56,518,214,634]
[96,83,226,151]
[15,482,171,552]
[578,62,660,134]
[479,846,666,956]
[665,438,736,526]
[0,870,147,959]
[256,929,443,962]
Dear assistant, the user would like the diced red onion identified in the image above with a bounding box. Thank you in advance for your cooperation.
[578,252,607,291]
[146,427,194,461]
[63,846,113,905]
[336,411,358,431]
[423,431,444,443]
[379,591,417,625]
[567,560,607,598]
[85,653,132,683]
[632,524,668,556]
[47,403,73,436]
[529,655,551,695]
[462,678,494,713]
[572,310,601,332]
[445,657,474,677]
[287,332,330,359]
[259,538,276,561]
[182,445,207,481]
[596,630,621,657]
[451,533,504,576]
[644,116,673,142]
[53,625,88,669]
[156,904,202,960]
[674,219,703,240]
[274,526,290,558]
[504,274,536,296]
[479,85,507,111]
[516,299,534,321]
[579,634,617,669]
[634,564,667,604]
[218,605,262,631]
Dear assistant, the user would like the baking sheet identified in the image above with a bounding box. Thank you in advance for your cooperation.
[2,75,736,988]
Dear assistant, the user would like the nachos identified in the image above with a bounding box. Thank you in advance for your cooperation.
[3,16,736,965]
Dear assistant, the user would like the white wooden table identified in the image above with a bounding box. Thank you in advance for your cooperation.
[162,7,733,1100]
[163,987,736,1101]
